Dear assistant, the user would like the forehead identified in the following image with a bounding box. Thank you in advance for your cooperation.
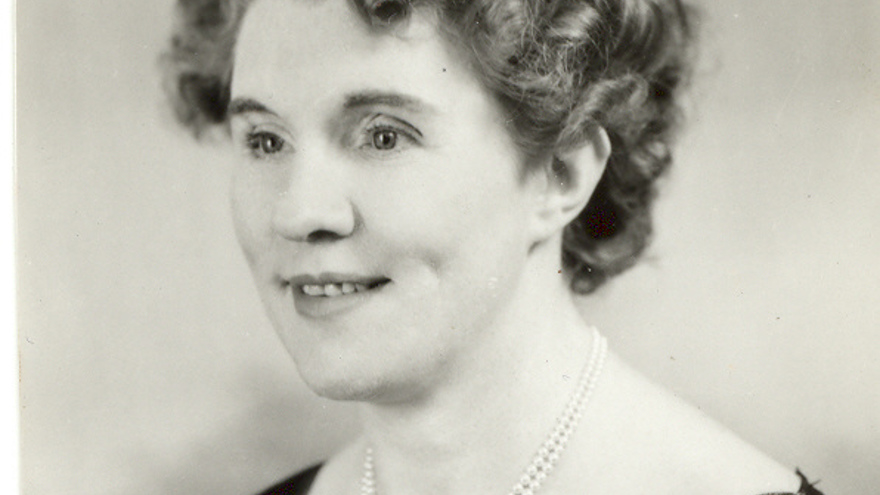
[231,0,479,115]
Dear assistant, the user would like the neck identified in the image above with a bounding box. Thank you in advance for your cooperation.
[357,241,600,495]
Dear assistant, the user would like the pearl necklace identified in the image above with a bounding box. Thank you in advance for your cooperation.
[360,328,608,495]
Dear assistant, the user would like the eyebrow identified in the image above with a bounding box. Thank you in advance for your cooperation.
[343,91,435,114]
[227,91,435,119]
[227,97,279,117]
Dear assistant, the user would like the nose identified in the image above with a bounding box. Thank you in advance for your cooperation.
[271,153,356,243]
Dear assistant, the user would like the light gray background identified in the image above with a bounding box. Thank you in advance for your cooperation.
[17,1,879,494]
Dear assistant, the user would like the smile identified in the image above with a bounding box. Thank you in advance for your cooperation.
[288,274,392,318]
[300,279,390,297]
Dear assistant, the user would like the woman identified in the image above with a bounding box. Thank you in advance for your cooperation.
[163,0,825,494]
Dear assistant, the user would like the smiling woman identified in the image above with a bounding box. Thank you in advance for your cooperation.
[161,1,826,494]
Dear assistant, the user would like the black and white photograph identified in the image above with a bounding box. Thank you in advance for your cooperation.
[16,1,878,494]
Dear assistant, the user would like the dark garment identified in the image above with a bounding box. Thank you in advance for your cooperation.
[257,464,824,495]
[257,464,321,495]
[761,469,825,495]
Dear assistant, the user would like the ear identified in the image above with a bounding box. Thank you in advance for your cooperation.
[528,126,610,243]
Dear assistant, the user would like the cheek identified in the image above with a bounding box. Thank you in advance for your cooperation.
[376,168,528,290]
[230,167,274,269]
[230,171,295,331]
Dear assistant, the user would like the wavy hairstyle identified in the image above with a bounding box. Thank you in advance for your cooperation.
[162,0,696,294]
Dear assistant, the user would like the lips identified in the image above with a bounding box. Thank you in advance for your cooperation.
[286,273,391,317]
[299,279,390,297]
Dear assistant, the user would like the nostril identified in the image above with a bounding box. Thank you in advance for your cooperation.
[306,229,343,243]
[271,194,357,242]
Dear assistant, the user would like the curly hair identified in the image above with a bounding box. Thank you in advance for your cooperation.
[162,0,696,294]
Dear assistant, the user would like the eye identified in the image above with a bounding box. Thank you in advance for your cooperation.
[246,131,286,157]
[359,116,421,155]
[372,128,398,150]
[371,0,408,23]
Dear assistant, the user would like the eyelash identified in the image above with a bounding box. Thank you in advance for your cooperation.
[361,122,418,153]
[245,131,286,159]
[240,117,421,160]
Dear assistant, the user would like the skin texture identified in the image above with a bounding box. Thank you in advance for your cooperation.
[228,1,800,494]
[166,0,696,294]
[229,0,587,404]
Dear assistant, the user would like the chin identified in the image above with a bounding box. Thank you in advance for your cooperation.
[295,357,428,405]
[295,361,391,403]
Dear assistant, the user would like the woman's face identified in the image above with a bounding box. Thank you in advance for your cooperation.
[230,0,542,402]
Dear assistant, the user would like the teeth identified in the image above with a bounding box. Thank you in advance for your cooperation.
[302,284,325,296]
[300,282,383,297]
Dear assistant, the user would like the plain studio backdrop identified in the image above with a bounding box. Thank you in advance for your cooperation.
[16,1,878,494]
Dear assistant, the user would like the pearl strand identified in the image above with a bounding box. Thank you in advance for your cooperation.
[361,446,377,495]
[361,327,608,495]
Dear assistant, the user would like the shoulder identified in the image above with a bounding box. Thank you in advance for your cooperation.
[566,351,805,495]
